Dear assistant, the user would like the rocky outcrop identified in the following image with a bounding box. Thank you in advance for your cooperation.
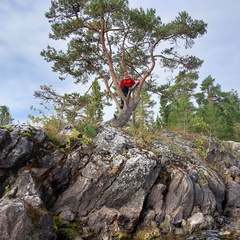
[0,124,240,239]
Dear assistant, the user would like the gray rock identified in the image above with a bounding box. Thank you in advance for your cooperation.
[144,183,167,224]
[224,180,240,217]
[53,151,160,235]
[9,170,43,207]
[164,169,194,221]
[93,125,134,154]
[0,125,46,169]
[185,212,206,232]
[0,198,56,240]
[185,213,216,232]
[1,125,240,239]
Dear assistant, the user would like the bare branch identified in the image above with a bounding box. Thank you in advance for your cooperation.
[34,85,62,104]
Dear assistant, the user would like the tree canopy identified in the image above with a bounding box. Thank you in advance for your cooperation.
[41,0,207,127]
[0,105,13,125]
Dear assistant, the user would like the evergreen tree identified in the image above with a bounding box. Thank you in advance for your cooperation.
[0,105,13,125]
[168,94,195,132]
[195,76,221,138]
[41,0,207,127]
[202,102,223,138]
[195,75,223,106]
[134,89,156,128]
[62,92,89,126]
[156,72,240,141]
[156,83,172,128]
[217,90,240,140]
[195,76,238,140]
[86,79,104,124]
[160,71,198,131]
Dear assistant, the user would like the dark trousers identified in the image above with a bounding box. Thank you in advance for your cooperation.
[120,86,129,109]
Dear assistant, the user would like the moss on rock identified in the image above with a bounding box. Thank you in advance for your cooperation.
[133,226,161,240]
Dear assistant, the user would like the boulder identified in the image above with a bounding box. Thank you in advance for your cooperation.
[164,168,194,222]
[224,180,240,217]
[184,212,215,233]
[0,125,46,169]
[0,198,56,240]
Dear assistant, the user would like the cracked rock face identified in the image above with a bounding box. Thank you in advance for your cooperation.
[52,141,161,235]
[0,125,46,168]
[0,125,240,239]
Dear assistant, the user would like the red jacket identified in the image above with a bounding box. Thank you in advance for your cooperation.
[120,78,136,88]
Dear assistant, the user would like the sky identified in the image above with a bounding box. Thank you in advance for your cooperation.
[0,0,240,124]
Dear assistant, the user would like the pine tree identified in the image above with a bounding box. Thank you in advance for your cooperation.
[217,90,240,140]
[0,105,13,125]
[195,75,222,106]
[156,83,172,128]
[195,76,237,140]
[86,79,104,124]
[41,1,207,127]
[159,71,198,131]
[134,89,156,128]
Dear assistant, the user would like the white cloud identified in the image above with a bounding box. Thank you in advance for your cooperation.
[0,0,240,123]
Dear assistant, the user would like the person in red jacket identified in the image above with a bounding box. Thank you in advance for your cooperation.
[120,71,138,109]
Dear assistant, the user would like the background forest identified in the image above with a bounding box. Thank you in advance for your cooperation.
[2,71,240,142]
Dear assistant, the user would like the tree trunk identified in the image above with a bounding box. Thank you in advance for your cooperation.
[105,100,139,127]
